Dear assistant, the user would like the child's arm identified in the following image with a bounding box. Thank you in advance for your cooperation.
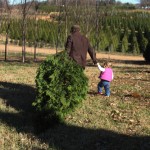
[97,63,105,72]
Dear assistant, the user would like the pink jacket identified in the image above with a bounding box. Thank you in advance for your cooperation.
[99,68,113,82]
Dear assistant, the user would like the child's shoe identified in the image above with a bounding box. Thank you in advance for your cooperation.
[98,92,103,95]
[105,95,110,97]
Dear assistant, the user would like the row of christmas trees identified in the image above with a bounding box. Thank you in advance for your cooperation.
[0,11,150,56]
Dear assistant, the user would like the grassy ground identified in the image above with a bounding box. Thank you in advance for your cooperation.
[0,57,150,150]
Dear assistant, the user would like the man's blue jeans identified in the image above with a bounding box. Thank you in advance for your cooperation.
[98,80,110,96]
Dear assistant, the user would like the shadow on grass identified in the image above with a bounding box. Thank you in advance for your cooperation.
[43,123,150,150]
[0,59,42,68]
[0,81,150,150]
[88,91,98,96]
[0,81,35,112]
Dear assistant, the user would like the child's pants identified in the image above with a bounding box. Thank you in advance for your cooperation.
[98,80,110,96]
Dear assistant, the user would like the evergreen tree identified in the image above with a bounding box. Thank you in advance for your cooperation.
[144,27,150,41]
[32,52,89,128]
[143,40,150,62]
[128,27,136,44]
[141,37,148,53]
[121,34,129,53]
[137,27,143,43]
[16,30,20,40]
[99,31,109,51]
[137,27,148,53]
[130,36,140,54]
[111,34,119,52]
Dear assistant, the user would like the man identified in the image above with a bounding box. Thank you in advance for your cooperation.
[65,25,97,69]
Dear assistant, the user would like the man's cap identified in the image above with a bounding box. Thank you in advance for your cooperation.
[71,25,80,32]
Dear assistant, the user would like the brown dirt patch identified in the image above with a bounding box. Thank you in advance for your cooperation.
[0,44,144,61]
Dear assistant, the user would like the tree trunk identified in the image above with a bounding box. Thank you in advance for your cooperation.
[34,11,38,61]
[22,13,26,63]
[5,25,9,61]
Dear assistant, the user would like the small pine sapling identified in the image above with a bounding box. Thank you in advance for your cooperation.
[32,51,88,128]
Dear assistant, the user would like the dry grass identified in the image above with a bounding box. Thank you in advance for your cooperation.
[0,43,144,62]
[0,53,149,150]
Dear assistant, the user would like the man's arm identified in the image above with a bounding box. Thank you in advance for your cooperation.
[87,40,97,64]
[65,35,72,54]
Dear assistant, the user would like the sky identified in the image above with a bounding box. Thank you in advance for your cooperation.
[9,0,139,5]
[117,0,139,4]
[9,0,46,4]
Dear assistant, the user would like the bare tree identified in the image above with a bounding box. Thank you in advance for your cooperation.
[56,0,63,54]
[4,0,14,61]
[140,0,150,8]
[0,1,5,58]
[95,0,101,51]
[20,0,34,63]
[0,0,14,61]
[33,0,40,61]
[0,0,7,7]
[62,0,68,39]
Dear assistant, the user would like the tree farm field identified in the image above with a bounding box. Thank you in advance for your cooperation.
[0,45,150,150]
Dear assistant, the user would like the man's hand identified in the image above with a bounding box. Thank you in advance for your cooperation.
[93,60,97,65]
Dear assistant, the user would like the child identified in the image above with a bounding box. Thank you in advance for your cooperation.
[97,61,114,97]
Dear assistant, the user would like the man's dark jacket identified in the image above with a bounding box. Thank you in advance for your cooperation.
[65,31,97,68]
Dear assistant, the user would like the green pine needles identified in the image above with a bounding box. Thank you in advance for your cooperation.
[143,40,150,62]
[32,51,88,125]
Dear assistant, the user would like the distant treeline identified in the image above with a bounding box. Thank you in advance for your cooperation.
[0,7,150,54]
